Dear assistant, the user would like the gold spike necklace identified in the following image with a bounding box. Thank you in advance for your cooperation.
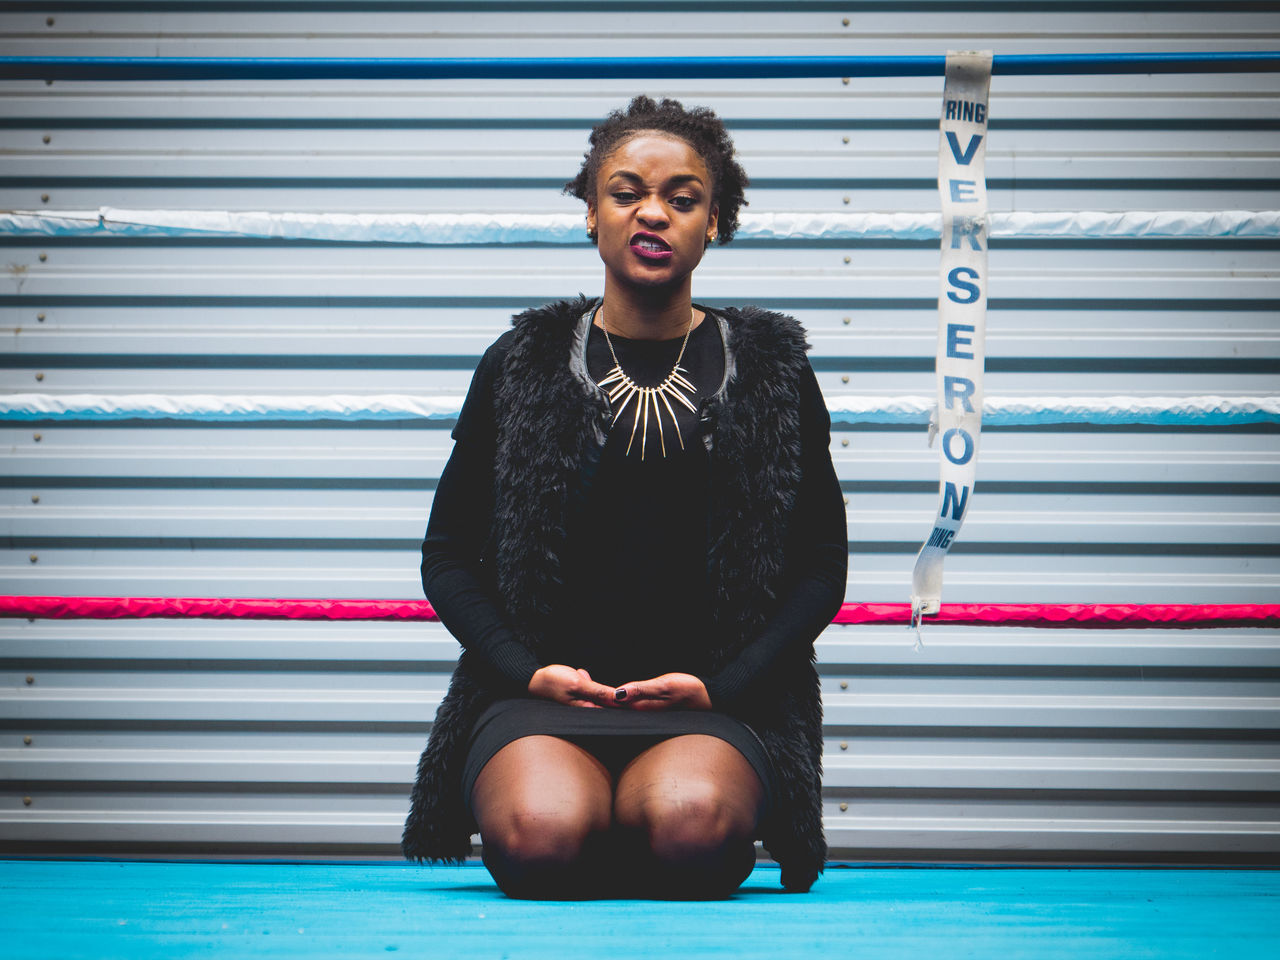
[595,307,698,460]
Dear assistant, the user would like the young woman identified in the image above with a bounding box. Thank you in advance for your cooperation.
[403,96,848,899]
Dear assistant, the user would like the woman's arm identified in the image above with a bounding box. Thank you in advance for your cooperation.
[698,362,848,710]
[422,336,617,707]
[421,338,542,692]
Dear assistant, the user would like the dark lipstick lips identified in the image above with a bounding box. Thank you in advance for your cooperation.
[630,232,671,249]
[630,232,673,260]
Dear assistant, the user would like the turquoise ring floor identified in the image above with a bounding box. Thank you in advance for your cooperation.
[4,859,1278,959]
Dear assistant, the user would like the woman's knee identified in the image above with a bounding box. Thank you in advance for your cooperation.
[478,800,615,899]
[620,780,753,861]
[611,739,762,897]
[616,786,757,898]
[470,735,614,882]
[482,803,603,866]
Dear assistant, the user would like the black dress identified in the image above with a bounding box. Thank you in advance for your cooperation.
[421,307,847,813]
[458,315,777,808]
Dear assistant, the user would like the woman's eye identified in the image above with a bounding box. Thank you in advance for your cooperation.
[670,196,697,209]
[612,191,639,203]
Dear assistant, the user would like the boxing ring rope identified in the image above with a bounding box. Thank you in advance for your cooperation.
[5,209,1279,243]
[4,50,1276,629]
[4,393,1278,426]
[2,51,1278,80]
[2,596,1277,629]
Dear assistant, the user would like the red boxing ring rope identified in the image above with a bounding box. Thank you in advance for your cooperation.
[2,596,1276,628]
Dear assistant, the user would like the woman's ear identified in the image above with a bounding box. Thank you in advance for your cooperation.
[706,204,719,246]
[586,203,597,241]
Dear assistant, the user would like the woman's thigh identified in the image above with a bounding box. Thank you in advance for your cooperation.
[471,735,615,842]
[613,734,765,838]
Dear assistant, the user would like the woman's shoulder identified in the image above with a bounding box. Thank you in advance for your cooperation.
[703,304,810,361]
[459,295,586,439]
[476,294,598,370]
[510,294,598,334]
[471,330,516,392]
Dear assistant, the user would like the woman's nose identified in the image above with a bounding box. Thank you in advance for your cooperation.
[636,195,668,226]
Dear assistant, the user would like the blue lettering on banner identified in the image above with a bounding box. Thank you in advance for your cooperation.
[945,132,984,165]
[926,526,956,549]
[945,100,987,124]
[950,215,984,251]
[942,428,974,465]
[946,323,975,359]
[941,482,970,520]
[946,268,981,304]
[949,179,978,202]
[944,375,975,411]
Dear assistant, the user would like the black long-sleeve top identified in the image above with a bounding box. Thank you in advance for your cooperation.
[420,310,848,710]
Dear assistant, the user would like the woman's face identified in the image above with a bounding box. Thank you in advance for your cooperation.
[586,133,718,296]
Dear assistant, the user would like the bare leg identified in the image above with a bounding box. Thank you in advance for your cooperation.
[613,734,765,899]
[471,735,614,899]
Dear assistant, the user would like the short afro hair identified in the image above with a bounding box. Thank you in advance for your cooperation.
[564,95,749,245]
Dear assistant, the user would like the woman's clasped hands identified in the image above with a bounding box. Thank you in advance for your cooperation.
[527,664,712,711]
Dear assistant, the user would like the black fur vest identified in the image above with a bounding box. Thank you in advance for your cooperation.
[402,296,826,892]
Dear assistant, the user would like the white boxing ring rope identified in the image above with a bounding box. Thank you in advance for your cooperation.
[3,208,1279,242]
[3,393,1279,426]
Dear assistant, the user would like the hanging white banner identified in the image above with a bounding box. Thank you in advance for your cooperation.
[911,50,993,623]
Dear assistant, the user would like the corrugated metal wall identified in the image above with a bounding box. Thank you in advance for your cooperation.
[2,2,1278,861]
